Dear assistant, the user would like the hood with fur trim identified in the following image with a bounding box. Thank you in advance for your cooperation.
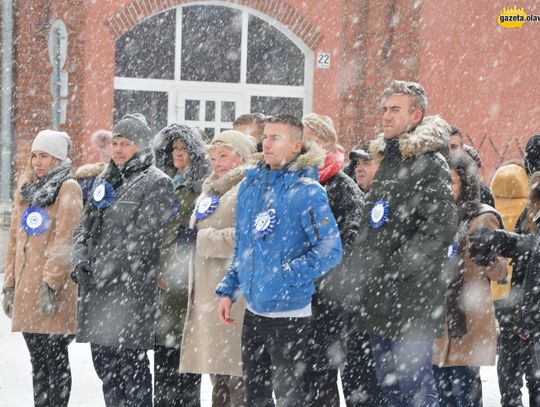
[153,123,211,194]
[252,139,326,172]
[74,162,106,180]
[202,165,248,197]
[369,115,451,160]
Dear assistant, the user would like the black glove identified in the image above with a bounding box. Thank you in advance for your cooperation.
[71,263,95,288]
[2,287,14,318]
[469,227,504,266]
[36,283,58,315]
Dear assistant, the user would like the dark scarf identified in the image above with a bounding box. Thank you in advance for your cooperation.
[83,146,154,243]
[447,201,498,338]
[20,160,72,207]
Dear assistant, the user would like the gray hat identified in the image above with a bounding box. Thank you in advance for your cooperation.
[112,113,152,147]
[349,142,372,161]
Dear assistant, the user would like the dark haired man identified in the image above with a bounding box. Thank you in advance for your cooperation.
[216,114,342,406]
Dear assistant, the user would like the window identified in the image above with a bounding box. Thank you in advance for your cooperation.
[114,5,312,134]
[181,6,242,83]
[115,10,175,79]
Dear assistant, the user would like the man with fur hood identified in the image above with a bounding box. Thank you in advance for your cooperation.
[152,122,211,407]
[216,114,342,406]
[351,80,457,406]
[71,113,174,407]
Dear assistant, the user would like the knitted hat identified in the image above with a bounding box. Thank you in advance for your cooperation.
[524,134,540,176]
[112,113,152,147]
[207,130,257,162]
[31,130,71,161]
[302,113,337,145]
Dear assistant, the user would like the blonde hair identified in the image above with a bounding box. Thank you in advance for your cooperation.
[17,154,61,192]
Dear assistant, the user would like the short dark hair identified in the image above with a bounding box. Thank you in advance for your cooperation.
[233,113,266,131]
[265,114,304,131]
[265,114,304,141]
[450,126,462,137]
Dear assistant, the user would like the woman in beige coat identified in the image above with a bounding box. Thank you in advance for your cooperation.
[1,130,83,407]
[432,152,507,407]
[180,130,256,407]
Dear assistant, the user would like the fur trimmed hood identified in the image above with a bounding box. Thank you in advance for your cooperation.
[74,162,106,180]
[153,123,211,194]
[369,115,451,160]
[202,165,248,197]
[252,139,326,172]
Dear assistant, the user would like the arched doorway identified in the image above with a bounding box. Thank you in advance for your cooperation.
[113,2,313,137]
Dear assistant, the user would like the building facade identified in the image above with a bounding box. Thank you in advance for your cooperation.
[2,0,540,185]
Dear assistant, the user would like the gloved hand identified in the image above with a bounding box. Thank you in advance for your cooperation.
[2,288,15,318]
[36,283,58,315]
[71,263,95,288]
[469,227,505,266]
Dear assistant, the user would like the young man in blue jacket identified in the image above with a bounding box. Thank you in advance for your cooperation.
[216,114,343,406]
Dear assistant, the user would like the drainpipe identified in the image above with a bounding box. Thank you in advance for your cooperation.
[1,0,13,272]
[1,0,13,205]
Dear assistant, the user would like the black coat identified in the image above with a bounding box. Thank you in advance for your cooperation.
[317,171,365,301]
[492,219,540,338]
[72,152,174,349]
[351,116,458,338]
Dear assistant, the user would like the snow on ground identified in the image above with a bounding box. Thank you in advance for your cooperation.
[0,278,529,406]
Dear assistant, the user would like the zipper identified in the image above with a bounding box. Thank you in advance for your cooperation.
[248,171,271,301]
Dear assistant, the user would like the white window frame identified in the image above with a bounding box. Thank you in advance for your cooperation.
[114,1,314,127]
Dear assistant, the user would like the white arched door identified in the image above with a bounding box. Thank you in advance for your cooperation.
[113,3,313,137]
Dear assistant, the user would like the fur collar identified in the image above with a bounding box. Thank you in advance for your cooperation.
[202,165,248,196]
[369,115,451,160]
[252,140,326,171]
[74,162,106,179]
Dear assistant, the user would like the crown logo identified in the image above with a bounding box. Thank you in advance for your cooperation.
[498,5,528,28]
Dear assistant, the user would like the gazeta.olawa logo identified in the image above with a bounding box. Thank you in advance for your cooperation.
[498,5,540,29]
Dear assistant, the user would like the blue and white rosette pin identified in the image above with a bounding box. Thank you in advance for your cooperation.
[254,208,277,238]
[194,195,220,220]
[92,181,116,208]
[170,198,181,220]
[447,241,458,260]
[369,199,390,228]
[22,206,50,235]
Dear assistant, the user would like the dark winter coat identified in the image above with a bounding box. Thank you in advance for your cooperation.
[351,116,458,338]
[152,125,211,348]
[72,147,175,350]
[74,162,106,205]
[317,171,365,301]
[216,141,343,312]
[490,215,540,339]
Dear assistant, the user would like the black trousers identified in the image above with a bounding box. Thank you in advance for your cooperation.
[242,310,310,407]
[498,327,540,406]
[154,345,201,407]
[91,343,152,407]
[304,293,385,407]
[22,333,74,407]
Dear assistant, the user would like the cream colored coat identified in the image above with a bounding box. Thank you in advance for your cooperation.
[432,213,507,367]
[180,167,246,376]
[4,179,83,334]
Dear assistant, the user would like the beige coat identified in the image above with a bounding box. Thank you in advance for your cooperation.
[180,167,246,376]
[4,179,83,334]
[432,213,507,367]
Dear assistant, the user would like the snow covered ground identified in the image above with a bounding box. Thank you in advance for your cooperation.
[0,278,529,406]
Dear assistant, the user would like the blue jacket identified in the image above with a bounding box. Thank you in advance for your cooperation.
[216,143,343,313]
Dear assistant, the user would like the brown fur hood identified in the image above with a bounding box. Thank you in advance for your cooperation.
[369,115,452,160]
[73,162,106,179]
[202,165,249,197]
